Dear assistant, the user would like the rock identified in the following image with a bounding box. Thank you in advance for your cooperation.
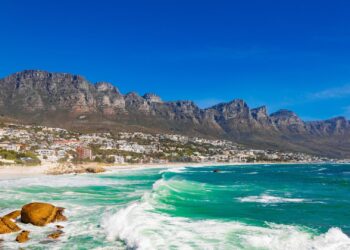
[85,166,105,173]
[16,230,30,243]
[47,164,106,175]
[56,225,64,229]
[213,169,221,173]
[54,208,67,222]
[3,210,21,220]
[143,93,163,103]
[48,230,63,239]
[21,202,67,226]
[0,217,21,234]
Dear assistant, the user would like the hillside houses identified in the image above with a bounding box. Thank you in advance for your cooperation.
[0,123,334,165]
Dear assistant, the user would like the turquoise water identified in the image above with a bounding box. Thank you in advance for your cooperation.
[0,164,350,249]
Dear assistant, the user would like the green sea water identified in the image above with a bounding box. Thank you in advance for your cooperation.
[0,164,349,249]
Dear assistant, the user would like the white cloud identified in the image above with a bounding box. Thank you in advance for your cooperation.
[309,84,350,100]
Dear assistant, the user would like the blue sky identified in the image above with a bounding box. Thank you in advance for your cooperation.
[1,0,350,120]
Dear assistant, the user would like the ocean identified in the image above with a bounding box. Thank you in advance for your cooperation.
[0,164,349,249]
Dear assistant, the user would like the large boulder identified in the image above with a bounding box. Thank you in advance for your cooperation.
[21,202,67,226]
[0,217,21,234]
[16,230,30,243]
[85,166,105,173]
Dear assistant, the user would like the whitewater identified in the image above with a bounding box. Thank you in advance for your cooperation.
[0,164,349,249]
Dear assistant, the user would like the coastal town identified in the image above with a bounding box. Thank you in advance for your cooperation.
[0,122,336,170]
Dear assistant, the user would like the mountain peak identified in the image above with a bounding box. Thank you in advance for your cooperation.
[143,93,162,103]
[251,106,268,120]
[8,70,87,85]
[95,82,119,93]
[270,109,298,118]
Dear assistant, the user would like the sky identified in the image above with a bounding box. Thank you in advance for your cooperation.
[1,0,350,120]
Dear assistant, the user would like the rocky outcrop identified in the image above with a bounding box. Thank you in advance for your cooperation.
[95,82,125,115]
[46,164,106,175]
[0,217,21,234]
[270,109,306,133]
[21,202,67,226]
[307,117,350,136]
[0,70,350,158]
[3,210,21,220]
[143,93,162,103]
[16,230,30,243]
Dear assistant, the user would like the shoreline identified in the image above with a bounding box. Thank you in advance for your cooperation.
[0,161,340,179]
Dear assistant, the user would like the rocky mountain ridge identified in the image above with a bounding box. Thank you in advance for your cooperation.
[0,70,349,158]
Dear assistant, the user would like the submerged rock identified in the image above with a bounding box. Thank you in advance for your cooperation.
[21,202,67,226]
[48,230,64,239]
[16,230,30,243]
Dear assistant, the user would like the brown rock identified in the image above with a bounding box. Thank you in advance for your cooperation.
[56,225,64,229]
[2,217,20,231]
[0,219,12,234]
[48,230,63,239]
[3,210,21,220]
[54,208,67,222]
[21,202,66,226]
[16,230,30,243]
[85,166,105,173]
[0,217,21,234]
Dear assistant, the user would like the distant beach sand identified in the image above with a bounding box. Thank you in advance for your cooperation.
[0,162,225,178]
[0,161,320,178]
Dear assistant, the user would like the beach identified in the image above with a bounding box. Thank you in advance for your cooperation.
[0,162,227,178]
[0,161,320,178]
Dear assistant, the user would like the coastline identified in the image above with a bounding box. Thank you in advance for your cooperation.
[0,162,225,178]
[0,161,333,179]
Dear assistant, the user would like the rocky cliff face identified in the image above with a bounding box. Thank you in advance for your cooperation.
[0,70,349,157]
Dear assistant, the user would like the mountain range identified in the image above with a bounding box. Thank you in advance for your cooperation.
[0,70,349,158]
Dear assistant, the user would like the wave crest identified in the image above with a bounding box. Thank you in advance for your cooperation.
[102,178,350,250]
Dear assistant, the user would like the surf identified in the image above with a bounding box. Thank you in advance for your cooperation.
[102,175,350,249]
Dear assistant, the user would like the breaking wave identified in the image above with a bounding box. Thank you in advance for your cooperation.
[102,177,350,250]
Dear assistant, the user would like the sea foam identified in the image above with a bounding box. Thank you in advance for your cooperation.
[102,198,350,250]
[237,194,306,203]
[102,178,350,250]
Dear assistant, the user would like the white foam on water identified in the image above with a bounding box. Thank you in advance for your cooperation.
[158,167,186,174]
[237,194,306,203]
[0,175,134,188]
[246,171,258,175]
[102,198,350,250]
[102,178,350,249]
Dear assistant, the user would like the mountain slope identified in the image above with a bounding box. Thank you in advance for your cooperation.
[0,70,349,158]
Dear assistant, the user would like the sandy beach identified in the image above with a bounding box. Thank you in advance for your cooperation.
[0,161,322,179]
[0,162,226,178]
